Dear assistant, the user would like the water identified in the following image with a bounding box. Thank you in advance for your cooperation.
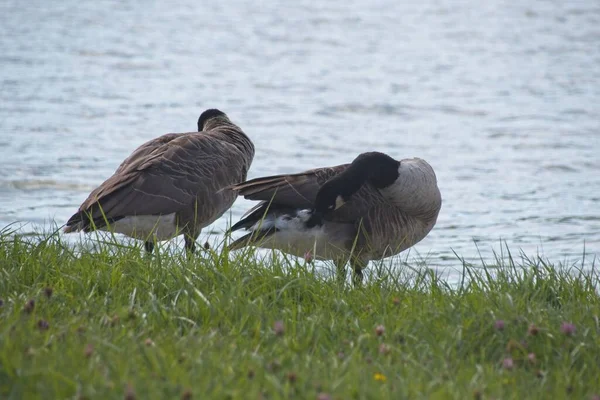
[1,0,599,273]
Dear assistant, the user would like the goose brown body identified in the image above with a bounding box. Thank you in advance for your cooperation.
[64,109,254,253]
[228,153,441,284]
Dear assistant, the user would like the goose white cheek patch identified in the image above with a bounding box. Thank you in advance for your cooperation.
[335,195,345,210]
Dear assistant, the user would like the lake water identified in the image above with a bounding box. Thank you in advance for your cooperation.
[1,0,599,274]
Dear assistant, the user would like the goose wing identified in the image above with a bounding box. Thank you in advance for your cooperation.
[113,133,185,174]
[229,166,342,210]
[229,165,383,225]
[66,133,244,230]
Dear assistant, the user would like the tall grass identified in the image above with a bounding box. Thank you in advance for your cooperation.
[0,227,598,399]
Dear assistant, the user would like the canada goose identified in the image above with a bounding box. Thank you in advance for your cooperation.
[227,152,441,285]
[64,109,255,254]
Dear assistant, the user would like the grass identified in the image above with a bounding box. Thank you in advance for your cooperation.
[0,226,599,400]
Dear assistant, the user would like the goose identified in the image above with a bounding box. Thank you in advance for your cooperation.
[226,151,441,285]
[64,109,255,254]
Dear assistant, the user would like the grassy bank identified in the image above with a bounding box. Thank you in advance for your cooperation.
[0,230,599,399]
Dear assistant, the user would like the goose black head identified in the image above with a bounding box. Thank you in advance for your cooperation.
[197,109,227,131]
[354,152,400,189]
[306,152,400,228]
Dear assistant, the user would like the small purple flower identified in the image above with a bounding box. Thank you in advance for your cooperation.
[527,324,539,336]
[502,357,514,370]
[317,394,331,400]
[375,325,385,336]
[23,299,35,314]
[379,343,391,355]
[528,353,536,363]
[287,372,297,383]
[304,251,314,263]
[560,322,576,336]
[494,320,505,331]
[84,343,94,358]
[124,383,136,400]
[37,319,49,331]
[273,320,285,336]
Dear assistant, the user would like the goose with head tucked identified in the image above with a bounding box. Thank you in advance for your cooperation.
[64,109,255,254]
[227,152,441,285]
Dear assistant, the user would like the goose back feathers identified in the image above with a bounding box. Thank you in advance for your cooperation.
[64,109,254,253]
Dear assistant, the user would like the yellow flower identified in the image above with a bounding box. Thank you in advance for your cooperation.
[374,373,387,382]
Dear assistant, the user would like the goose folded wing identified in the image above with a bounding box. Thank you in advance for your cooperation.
[230,164,382,225]
[70,134,238,226]
[230,166,344,210]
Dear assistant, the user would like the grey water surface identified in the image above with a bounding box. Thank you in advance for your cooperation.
[1,0,599,275]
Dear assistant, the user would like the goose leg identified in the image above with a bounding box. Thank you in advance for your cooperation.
[184,235,196,254]
[144,241,154,254]
[351,258,368,287]
[184,229,201,256]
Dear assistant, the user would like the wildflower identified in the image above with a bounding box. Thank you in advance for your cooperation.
[317,394,332,400]
[591,395,600,400]
[124,383,136,400]
[392,297,400,305]
[44,287,53,299]
[287,372,297,383]
[23,299,35,314]
[337,351,345,360]
[560,322,576,336]
[273,320,285,336]
[144,338,154,347]
[527,323,539,336]
[494,320,505,331]
[181,389,192,400]
[373,373,387,382]
[502,358,514,370]
[527,353,536,364]
[37,319,49,331]
[379,343,391,355]
[375,325,385,336]
[84,344,94,358]
[304,250,314,263]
